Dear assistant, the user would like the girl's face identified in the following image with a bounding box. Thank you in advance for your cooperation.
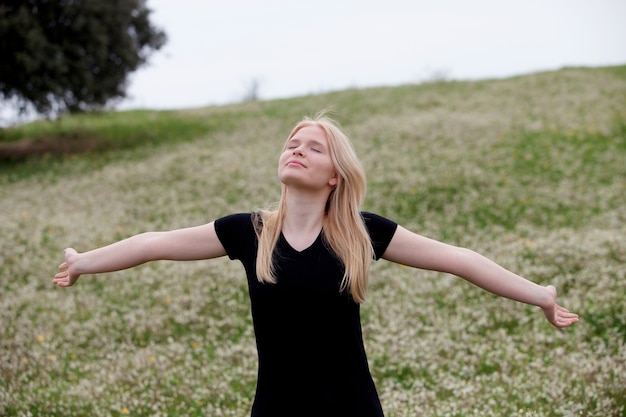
[278,125,338,191]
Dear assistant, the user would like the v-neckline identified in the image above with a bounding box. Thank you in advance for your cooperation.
[280,230,323,254]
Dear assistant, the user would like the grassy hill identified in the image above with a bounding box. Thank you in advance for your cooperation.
[1,66,625,416]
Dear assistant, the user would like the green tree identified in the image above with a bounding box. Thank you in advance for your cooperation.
[0,0,166,116]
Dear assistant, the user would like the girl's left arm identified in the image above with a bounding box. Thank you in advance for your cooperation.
[382,226,579,328]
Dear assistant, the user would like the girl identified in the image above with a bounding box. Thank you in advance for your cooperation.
[53,114,578,417]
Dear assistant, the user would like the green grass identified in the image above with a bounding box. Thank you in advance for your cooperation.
[1,65,625,417]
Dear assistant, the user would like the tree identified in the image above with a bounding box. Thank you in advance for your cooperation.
[0,0,166,116]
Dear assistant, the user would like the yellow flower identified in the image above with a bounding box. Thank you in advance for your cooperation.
[37,335,45,342]
[122,407,130,414]
[191,341,200,349]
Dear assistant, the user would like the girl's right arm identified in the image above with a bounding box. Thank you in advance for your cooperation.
[52,222,226,287]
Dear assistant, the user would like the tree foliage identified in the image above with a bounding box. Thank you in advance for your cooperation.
[0,0,166,116]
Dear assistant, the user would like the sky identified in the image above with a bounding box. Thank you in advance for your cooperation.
[117,0,626,111]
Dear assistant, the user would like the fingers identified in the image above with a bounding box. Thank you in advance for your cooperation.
[556,304,579,319]
[52,270,75,287]
[554,316,579,328]
[54,269,68,278]
[54,248,77,287]
[52,272,69,287]
[553,305,579,328]
[559,311,579,322]
[58,247,75,270]
[52,279,65,287]
[544,285,579,328]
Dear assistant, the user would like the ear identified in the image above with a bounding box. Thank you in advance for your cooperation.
[328,173,338,187]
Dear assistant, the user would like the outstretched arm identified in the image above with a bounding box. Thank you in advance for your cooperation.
[382,226,579,328]
[53,222,226,287]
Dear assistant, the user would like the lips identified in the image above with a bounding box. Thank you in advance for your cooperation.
[286,160,306,167]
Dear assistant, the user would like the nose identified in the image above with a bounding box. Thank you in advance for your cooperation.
[292,147,303,156]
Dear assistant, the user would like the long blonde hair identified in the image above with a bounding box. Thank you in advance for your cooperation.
[254,114,374,303]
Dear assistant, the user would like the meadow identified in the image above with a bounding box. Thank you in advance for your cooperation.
[0,66,625,417]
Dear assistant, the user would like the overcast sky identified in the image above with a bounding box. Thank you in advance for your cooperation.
[116,0,626,110]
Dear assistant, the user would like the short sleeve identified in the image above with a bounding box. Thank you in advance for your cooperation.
[214,213,255,260]
[362,212,398,260]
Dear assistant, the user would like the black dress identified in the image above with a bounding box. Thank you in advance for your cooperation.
[214,212,398,417]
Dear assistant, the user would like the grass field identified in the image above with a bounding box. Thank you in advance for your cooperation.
[1,66,625,417]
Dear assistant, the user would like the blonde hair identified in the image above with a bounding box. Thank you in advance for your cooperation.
[254,113,374,303]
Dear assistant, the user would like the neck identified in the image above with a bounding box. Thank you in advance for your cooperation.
[282,187,328,234]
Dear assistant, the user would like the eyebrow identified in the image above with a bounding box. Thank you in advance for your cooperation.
[288,138,326,149]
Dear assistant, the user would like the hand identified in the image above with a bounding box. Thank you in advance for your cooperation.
[52,248,81,287]
[541,285,579,328]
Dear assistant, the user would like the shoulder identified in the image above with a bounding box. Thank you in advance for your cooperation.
[214,213,256,239]
[361,212,398,259]
[215,212,254,223]
[361,212,398,231]
[215,212,253,227]
[214,213,257,260]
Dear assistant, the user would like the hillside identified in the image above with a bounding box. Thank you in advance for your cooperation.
[1,66,625,417]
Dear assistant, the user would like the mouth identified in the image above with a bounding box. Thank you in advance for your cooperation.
[286,160,306,167]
